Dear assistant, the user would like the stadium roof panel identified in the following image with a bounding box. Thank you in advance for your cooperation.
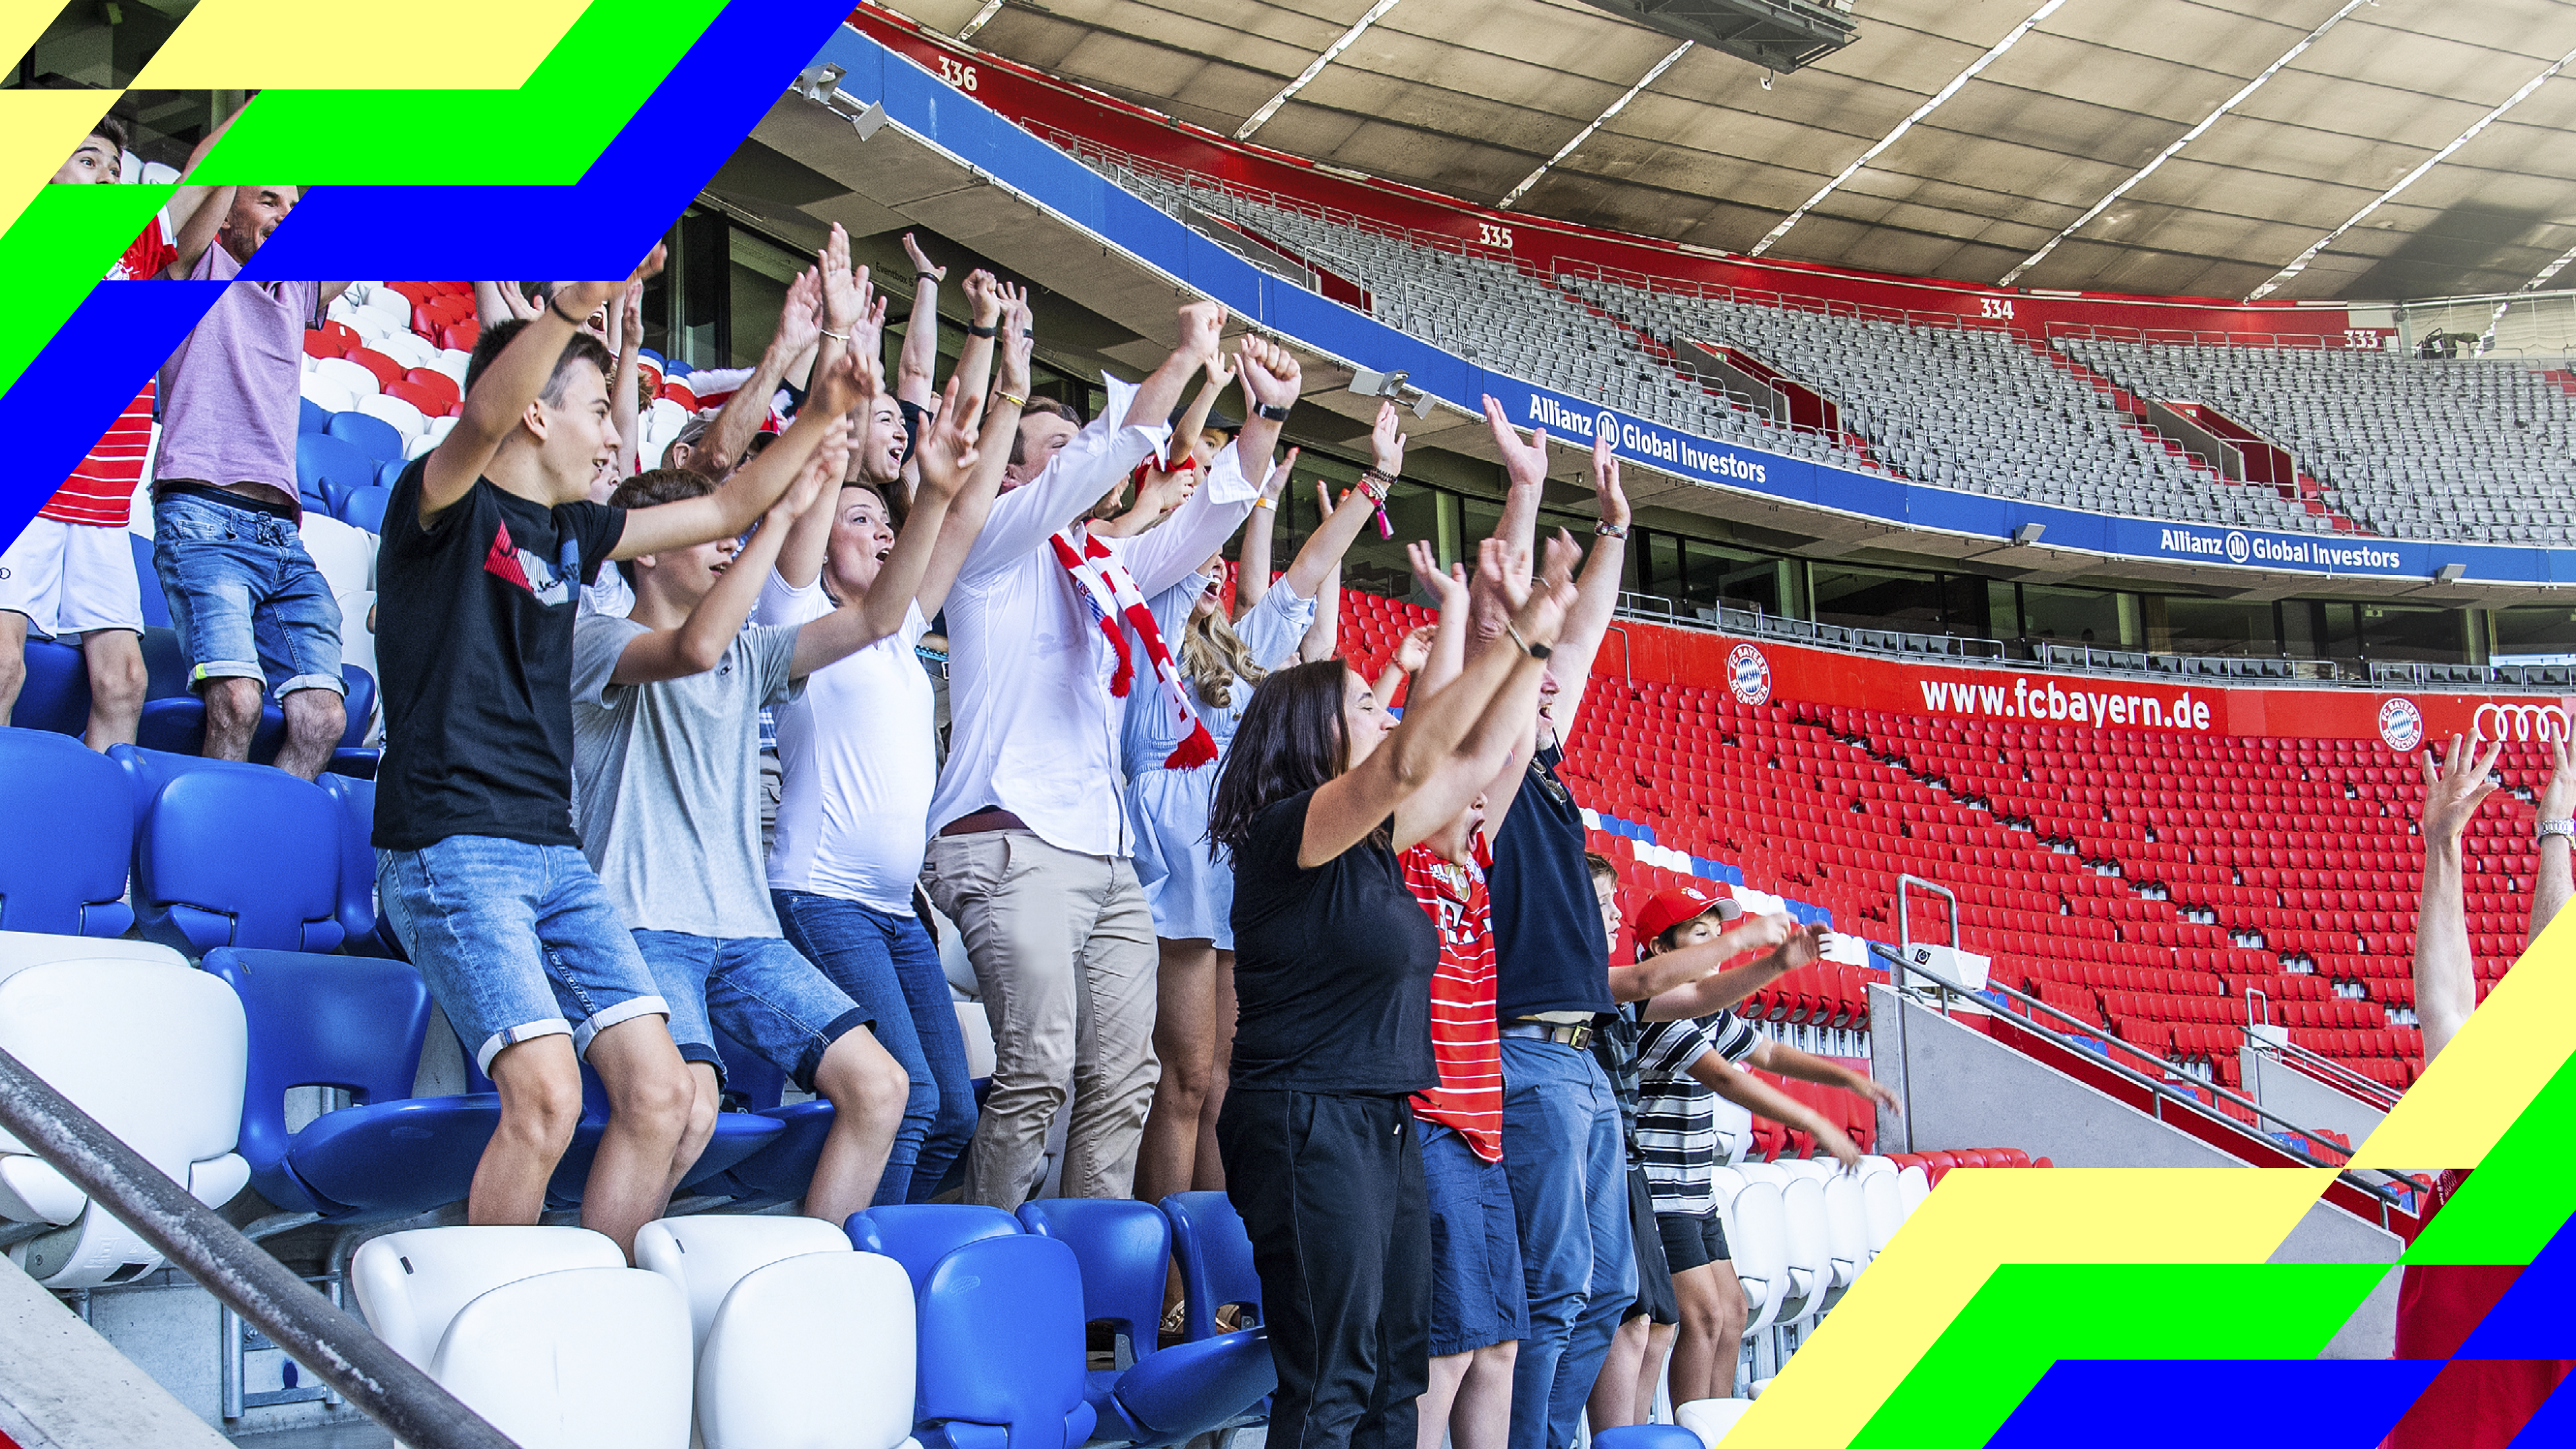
[888,0,2576,301]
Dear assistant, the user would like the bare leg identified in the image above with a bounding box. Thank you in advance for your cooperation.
[1191,947,1236,1192]
[804,1027,910,1225]
[1587,1314,1649,1430]
[79,629,146,750]
[200,676,263,761]
[1136,938,1218,1206]
[475,1036,585,1227]
[1417,1352,1473,1449]
[1709,1259,1749,1397]
[1452,1341,1519,1449]
[274,684,346,780]
[0,613,28,724]
[1669,1260,1748,1402]
[579,1016,694,1260]
[1638,1320,1676,1422]
[662,1061,721,1200]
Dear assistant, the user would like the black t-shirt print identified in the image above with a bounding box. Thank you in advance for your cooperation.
[372,455,627,851]
[1228,790,1439,1095]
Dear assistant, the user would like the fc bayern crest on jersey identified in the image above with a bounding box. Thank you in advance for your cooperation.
[1727,642,1772,706]
[2377,696,2424,753]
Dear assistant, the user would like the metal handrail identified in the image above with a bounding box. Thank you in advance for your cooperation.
[0,1045,518,1449]
[1880,951,2408,1223]
[2242,989,2405,1110]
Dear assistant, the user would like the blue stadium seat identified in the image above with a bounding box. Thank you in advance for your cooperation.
[339,665,376,747]
[130,534,169,629]
[451,1050,783,1209]
[296,433,378,513]
[337,485,392,534]
[10,637,93,736]
[1016,1199,1274,1448]
[132,663,375,763]
[374,459,408,490]
[846,1204,1021,1297]
[298,397,330,435]
[139,627,189,701]
[915,1235,1097,1449]
[323,410,404,466]
[200,948,501,1220]
[688,1027,832,1209]
[129,760,344,954]
[0,728,136,936]
[1160,1193,1264,1343]
[1592,1428,1704,1449]
[314,773,378,949]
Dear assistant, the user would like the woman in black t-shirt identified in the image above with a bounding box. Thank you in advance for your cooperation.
[1208,535,1577,1449]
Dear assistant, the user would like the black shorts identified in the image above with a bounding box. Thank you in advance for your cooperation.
[1656,1210,1731,1273]
[1622,1163,1678,1325]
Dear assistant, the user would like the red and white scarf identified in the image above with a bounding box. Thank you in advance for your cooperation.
[1051,522,1220,770]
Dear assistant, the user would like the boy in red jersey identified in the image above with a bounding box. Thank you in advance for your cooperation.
[2381,735,2571,1449]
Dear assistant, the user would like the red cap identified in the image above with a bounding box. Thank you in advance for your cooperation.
[1634,886,1727,946]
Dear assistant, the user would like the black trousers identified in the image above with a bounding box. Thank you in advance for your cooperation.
[1218,1088,1430,1449]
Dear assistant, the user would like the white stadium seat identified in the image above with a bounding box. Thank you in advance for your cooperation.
[370,328,439,370]
[299,374,359,415]
[309,356,380,400]
[429,349,473,384]
[1676,1397,1752,1446]
[299,513,377,600]
[356,392,428,444]
[1860,1168,1906,1258]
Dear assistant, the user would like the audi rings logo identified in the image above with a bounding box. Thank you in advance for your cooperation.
[2377,697,2424,753]
[1727,642,1772,706]
[2224,531,2251,565]
[2472,701,2572,743]
[1595,410,1620,446]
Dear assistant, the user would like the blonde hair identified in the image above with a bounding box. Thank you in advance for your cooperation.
[1180,601,1267,710]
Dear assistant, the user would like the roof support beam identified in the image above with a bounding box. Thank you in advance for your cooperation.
[954,1,1007,44]
[1996,0,2374,289]
[1236,0,1408,142]
[1499,41,1694,211]
[1747,0,2069,258]
[2524,241,2576,292]
[2246,43,2576,301]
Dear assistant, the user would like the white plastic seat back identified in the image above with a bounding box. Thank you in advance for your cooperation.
[372,329,439,370]
[311,355,380,399]
[352,1226,625,1367]
[300,513,378,600]
[300,375,359,415]
[430,349,473,383]
[344,308,399,345]
[1860,1170,1905,1257]
[357,392,428,443]
[696,1251,916,1449]
[1711,1093,1753,1164]
[956,1001,997,1079]
[1705,1165,1747,1218]
[1732,1160,1788,1190]
[1897,1165,1931,1217]
[431,1266,693,1449]
[1856,1154,1897,1179]
[1820,1173,1869,1287]
[360,288,413,326]
[1676,1397,1752,1446]
[634,1214,851,1356]
[1772,1157,1832,1184]
[1724,1180,1789,1336]
[1776,1177,1833,1325]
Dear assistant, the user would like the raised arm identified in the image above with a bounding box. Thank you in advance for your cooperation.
[1300,536,1575,866]
[164,185,236,279]
[1093,461,1200,540]
[612,424,844,685]
[1747,1036,1903,1117]
[158,108,242,249]
[474,279,540,329]
[774,270,889,593]
[1122,334,1300,596]
[1374,620,1437,712]
[809,224,875,402]
[1300,480,1341,663]
[1235,447,1296,613]
[697,267,822,479]
[612,347,868,561]
[422,247,665,520]
[1696,1056,1861,1173]
[792,379,985,677]
[896,232,946,410]
[1171,354,1236,465]
[2530,739,2575,951]
[1479,393,1548,605]
[1392,544,1552,846]
[950,269,1004,408]
[1638,922,1835,1021]
[609,281,644,482]
[918,285,1028,618]
[1609,913,1792,1008]
[1537,432,1630,750]
[2417,735,2501,1061]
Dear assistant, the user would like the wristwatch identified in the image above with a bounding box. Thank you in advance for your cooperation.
[2541,819,2575,844]
[1595,521,1628,538]
[1255,402,1291,422]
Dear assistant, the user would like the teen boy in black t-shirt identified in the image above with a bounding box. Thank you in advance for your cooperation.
[372,247,871,1260]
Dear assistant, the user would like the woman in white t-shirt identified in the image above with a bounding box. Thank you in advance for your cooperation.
[759,303,1025,1206]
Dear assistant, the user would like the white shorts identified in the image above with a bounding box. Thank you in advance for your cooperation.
[0,517,144,638]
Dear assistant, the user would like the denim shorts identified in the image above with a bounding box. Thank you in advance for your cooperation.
[377,837,668,1075]
[1423,1121,1529,1356]
[151,489,344,698]
[630,929,871,1094]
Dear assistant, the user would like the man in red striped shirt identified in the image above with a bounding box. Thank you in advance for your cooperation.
[0,117,171,749]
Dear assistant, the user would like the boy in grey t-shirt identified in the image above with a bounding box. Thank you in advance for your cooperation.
[569,378,990,1225]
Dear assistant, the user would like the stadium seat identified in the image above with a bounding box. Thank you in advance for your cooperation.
[369,329,439,371]
[1674,1397,1752,1446]
[344,348,405,392]
[298,431,380,510]
[128,534,169,629]
[1859,1168,1905,1258]
[351,1226,692,1449]
[846,1204,1022,1296]
[0,933,249,1287]
[298,396,330,434]
[399,366,459,412]
[324,410,405,466]
[914,1234,1098,1449]
[127,755,345,954]
[634,1216,917,1449]
[1160,1191,1264,1341]
[314,772,379,947]
[298,373,359,417]
[683,1026,831,1209]
[356,392,428,445]
[1016,1198,1275,1447]
[382,379,449,422]
[337,485,392,534]
[199,949,499,1220]
[0,728,135,936]
[308,355,379,402]
[8,638,97,739]
[1595,1426,1703,1449]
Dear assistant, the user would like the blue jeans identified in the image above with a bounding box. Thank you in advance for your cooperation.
[629,931,870,1094]
[772,889,975,1206]
[1500,1036,1634,1449]
[377,837,667,1075]
[151,490,343,698]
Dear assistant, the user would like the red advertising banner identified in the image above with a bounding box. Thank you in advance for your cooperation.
[1611,623,2573,752]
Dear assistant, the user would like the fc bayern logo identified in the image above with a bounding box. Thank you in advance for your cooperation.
[1595,410,1620,446]
[1727,642,1772,706]
[2378,696,2425,753]
[2224,531,2251,564]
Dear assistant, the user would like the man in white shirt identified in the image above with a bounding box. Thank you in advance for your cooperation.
[923,301,1303,1206]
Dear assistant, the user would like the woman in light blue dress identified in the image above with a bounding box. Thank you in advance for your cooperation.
[1130,402,1410,1208]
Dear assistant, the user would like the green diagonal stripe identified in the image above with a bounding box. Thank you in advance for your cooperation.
[185,0,728,184]
[1848,1263,2387,1449]
[0,183,180,395]
[2403,1046,2576,1265]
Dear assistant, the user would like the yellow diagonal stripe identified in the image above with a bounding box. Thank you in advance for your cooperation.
[131,0,596,88]
[1723,1168,2336,1448]
[0,90,129,237]
[2351,907,2576,1170]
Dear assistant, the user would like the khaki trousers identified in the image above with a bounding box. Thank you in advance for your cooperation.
[922,829,1161,1206]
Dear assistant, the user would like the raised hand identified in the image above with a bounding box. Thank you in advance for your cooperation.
[1393,625,1437,676]
[1261,446,1299,501]
[555,243,668,319]
[2420,734,2503,843]
[1507,531,1581,647]
[997,286,1034,393]
[618,281,644,346]
[961,269,1003,327]
[1815,1121,1863,1175]
[820,224,871,332]
[1235,334,1303,412]
[1132,460,1202,520]
[1482,393,1548,489]
[1371,399,1407,477]
[1591,424,1630,532]
[1408,540,1467,612]
[1177,300,1227,367]
[2541,737,2576,822]
[810,339,885,418]
[902,232,945,283]
[917,373,987,501]
[776,416,852,522]
[774,266,825,359]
